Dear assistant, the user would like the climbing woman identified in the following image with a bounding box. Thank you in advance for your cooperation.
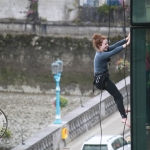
[92,33,130,127]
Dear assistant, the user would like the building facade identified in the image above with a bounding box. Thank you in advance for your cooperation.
[131,0,150,149]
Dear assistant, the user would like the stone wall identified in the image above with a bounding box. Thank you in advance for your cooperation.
[0,21,130,38]
[0,33,130,95]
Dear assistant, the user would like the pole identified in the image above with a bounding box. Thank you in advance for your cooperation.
[54,73,62,124]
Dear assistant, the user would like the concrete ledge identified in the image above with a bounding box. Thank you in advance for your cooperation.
[0,20,130,38]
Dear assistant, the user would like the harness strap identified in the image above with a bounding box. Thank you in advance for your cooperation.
[93,70,109,92]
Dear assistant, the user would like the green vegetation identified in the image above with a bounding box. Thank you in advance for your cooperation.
[60,96,68,109]
[97,4,122,14]
[53,96,68,109]
[27,0,38,20]
[2,129,12,139]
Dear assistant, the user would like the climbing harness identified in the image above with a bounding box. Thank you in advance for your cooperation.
[93,70,109,91]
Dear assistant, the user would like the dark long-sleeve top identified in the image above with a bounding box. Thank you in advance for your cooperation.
[94,39,127,74]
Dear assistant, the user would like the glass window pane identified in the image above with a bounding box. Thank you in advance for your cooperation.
[118,137,128,146]
[83,145,108,150]
[132,0,150,23]
[111,139,121,150]
[80,0,99,6]
[131,28,150,150]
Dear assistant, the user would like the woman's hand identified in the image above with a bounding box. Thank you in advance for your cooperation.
[126,33,130,41]
[126,37,130,46]
[123,37,130,48]
[123,33,130,48]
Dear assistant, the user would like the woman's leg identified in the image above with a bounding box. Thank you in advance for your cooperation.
[105,79,126,118]
[105,79,130,127]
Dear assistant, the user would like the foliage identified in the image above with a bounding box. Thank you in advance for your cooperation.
[0,33,126,89]
[60,96,68,108]
[109,35,123,43]
[52,96,68,109]
[2,129,12,139]
[72,16,81,24]
[97,4,120,14]
[67,0,77,12]
[68,8,74,12]
[27,0,38,20]
[116,58,130,71]
[27,0,38,15]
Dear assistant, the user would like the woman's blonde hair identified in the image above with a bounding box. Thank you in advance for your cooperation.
[92,33,107,50]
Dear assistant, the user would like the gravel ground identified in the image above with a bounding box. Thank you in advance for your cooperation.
[0,92,92,149]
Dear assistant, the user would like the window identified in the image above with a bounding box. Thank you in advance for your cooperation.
[83,144,108,150]
[79,0,99,6]
[111,139,121,150]
[131,28,150,150]
[118,137,128,147]
[111,137,128,150]
[132,0,150,23]
[106,0,121,6]
[131,0,150,149]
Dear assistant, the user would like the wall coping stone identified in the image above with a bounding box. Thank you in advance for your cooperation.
[0,19,130,27]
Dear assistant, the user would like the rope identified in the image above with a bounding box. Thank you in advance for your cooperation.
[98,88,103,150]
[98,0,112,150]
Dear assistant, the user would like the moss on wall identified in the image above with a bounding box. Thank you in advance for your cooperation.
[0,33,130,93]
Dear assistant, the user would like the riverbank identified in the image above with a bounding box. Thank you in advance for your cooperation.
[0,92,93,149]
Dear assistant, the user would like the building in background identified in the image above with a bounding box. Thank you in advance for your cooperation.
[107,0,121,6]
[79,0,105,6]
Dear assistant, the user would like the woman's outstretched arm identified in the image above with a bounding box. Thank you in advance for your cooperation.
[108,32,130,51]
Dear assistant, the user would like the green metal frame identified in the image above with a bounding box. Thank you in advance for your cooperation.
[131,28,146,150]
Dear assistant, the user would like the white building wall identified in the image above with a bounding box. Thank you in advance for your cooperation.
[0,0,78,21]
[79,0,88,6]
[99,0,106,6]
[0,0,29,19]
[79,0,106,6]
[38,0,78,21]
[0,0,129,21]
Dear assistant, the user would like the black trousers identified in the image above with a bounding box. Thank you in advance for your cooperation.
[105,79,127,118]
